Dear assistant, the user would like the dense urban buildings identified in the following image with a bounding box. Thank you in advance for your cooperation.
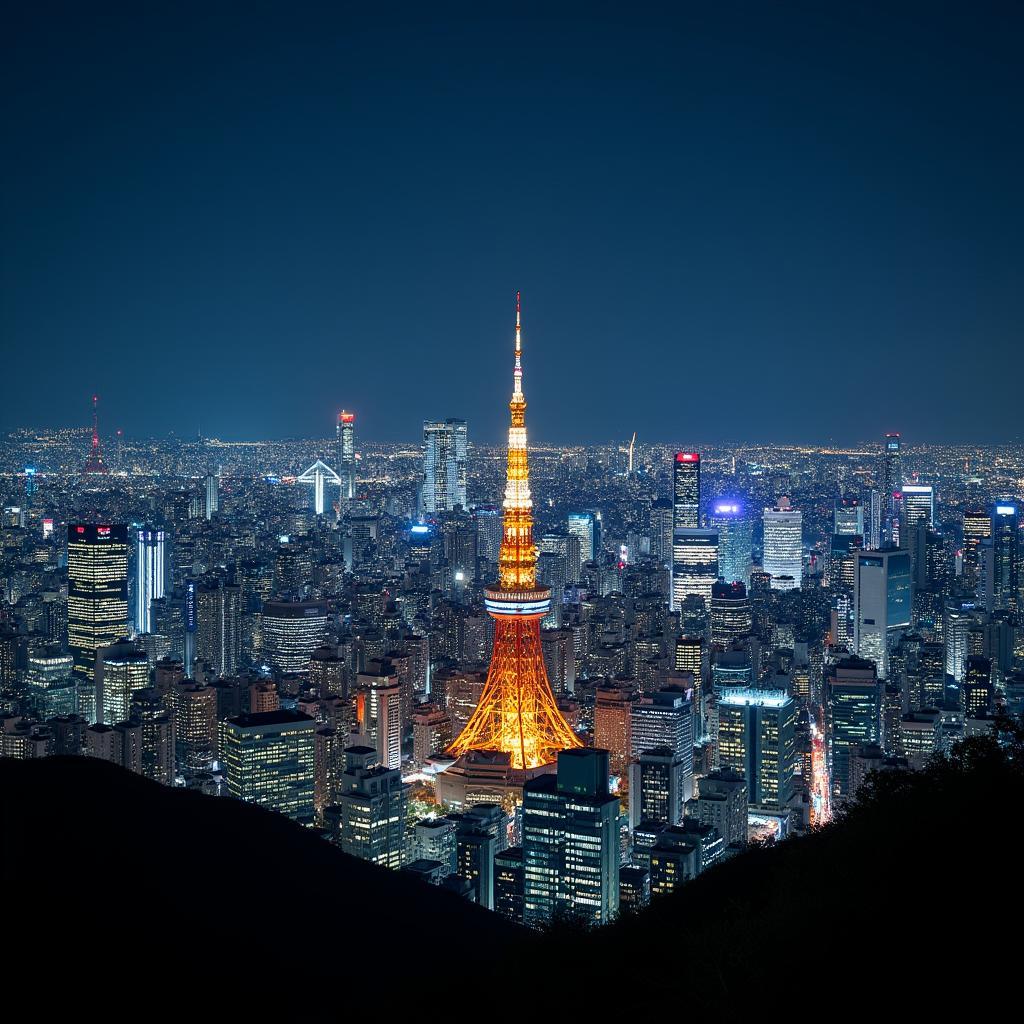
[1,308,1022,931]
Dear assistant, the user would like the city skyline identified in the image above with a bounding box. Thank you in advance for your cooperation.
[3,4,1023,1009]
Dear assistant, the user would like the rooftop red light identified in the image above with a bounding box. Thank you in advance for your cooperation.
[675,452,700,462]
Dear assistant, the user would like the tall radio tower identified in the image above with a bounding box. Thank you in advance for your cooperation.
[84,395,109,474]
[447,293,581,769]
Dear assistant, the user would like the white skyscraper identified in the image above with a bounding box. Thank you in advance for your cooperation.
[422,419,468,513]
[568,512,596,564]
[902,484,934,534]
[853,549,913,679]
[671,529,719,609]
[762,499,803,590]
[204,472,219,519]
[134,528,165,635]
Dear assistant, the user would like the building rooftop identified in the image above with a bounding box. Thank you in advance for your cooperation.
[225,709,315,729]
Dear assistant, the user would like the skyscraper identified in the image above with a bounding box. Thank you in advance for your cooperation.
[673,452,701,529]
[672,529,719,609]
[762,499,802,590]
[260,599,329,675]
[709,500,752,586]
[222,709,316,824]
[204,472,219,519]
[834,494,865,537]
[826,656,882,801]
[902,484,934,533]
[522,748,620,928]
[991,502,1019,613]
[961,508,991,595]
[68,524,129,723]
[25,646,77,720]
[96,639,150,726]
[447,295,581,769]
[422,418,468,513]
[853,548,913,679]
[195,581,242,677]
[329,745,408,869]
[134,528,165,635]
[337,410,356,500]
[717,688,797,809]
[567,512,596,564]
[880,432,902,543]
[710,581,753,648]
[355,667,402,770]
[629,747,688,829]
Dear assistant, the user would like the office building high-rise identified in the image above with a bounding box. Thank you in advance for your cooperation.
[25,646,77,720]
[134,528,165,635]
[494,847,525,925]
[168,680,217,774]
[694,768,748,849]
[261,600,329,675]
[826,656,883,801]
[337,410,356,500]
[204,472,219,519]
[961,508,992,595]
[762,499,802,590]
[716,688,797,809]
[222,709,316,824]
[594,684,635,778]
[567,512,596,565]
[422,418,468,514]
[355,667,402,770]
[96,639,150,726]
[130,688,175,785]
[902,484,934,533]
[195,581,242,677]
[68,524,129,723]
[944,600,976,685]
[629,747,689,829]
[963,656,993,716]
[672,529,719,609]
[522,748,620,928]
[991,502,1019,613]
[673,452,701,530]
[880,433,902,543]
[474,505,503,564]
[710,581,752,648]
[853,548,913,679]
[834,495,865,537]
[709,501,752,586]
[328,745,408,869]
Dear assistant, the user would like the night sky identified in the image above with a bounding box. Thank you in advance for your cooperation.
[3,3,1022,445]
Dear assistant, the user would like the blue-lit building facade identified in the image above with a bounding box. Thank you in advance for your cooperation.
[709,500,753,586]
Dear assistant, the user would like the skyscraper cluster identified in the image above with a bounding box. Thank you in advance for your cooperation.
[0,302,1021,934]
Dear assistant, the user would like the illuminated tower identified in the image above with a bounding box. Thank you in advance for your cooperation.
[447,294,582,769]
[134,528,166,634]
[84,395,109,474]
[337,411,356,499]
[68,524,129,722]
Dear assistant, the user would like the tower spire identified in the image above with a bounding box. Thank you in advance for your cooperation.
[446,295,581,769]
[84,394,109,474]
[512,290,523,400]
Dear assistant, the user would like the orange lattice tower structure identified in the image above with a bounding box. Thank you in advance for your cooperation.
[447,293,582,770]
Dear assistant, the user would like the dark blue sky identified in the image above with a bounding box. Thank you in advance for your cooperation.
[3,2,1022,444]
